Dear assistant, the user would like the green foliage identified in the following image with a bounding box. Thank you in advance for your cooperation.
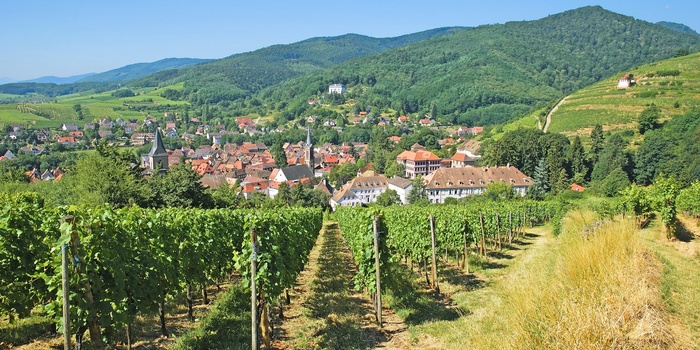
[48,152,150,208]
[336,202,557,296]
[527,159,550,200]
[257,6,699,127]
[234,208,322,304]
[601,167,631,197]
[111,89,136,98]
[129,29,459,107]
[407,176,427,204]
[591,133,630,183]
[0,199,321,346]
[634,110,700,185]
[148,164,212,208]
[638,104,661,135]
[376,189,401,206]
[620,184,652,227]
[676,181,700,217]
[648,175,681,238]
[0,193,52,321]
[484,182,516,201]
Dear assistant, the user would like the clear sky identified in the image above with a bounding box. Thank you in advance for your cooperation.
[0,0,697,81]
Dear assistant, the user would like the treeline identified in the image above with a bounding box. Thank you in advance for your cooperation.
[481,108,700,197]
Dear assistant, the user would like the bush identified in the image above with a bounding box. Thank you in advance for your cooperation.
[655,69,680,77]
[112,89,135,98]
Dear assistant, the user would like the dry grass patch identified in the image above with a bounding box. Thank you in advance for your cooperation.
[500,212,690,349]
[444,211,692,350]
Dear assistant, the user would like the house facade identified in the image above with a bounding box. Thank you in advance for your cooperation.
[396,150,441,178]
[330,172,389,209]
[452,140,481,168]
[388,176,413,205]
[328,84,346,94]
[423,165,532,203]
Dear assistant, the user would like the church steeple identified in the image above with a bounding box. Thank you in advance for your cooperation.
[306,125,313,147]
[304,126,314,172]
[148,128,168,172]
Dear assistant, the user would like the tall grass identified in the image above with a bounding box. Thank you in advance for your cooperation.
[498,211,689,349]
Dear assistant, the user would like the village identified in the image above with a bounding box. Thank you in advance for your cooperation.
[0,83,539,208]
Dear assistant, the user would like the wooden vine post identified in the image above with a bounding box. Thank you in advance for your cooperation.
[479,211,486,256]
[463,223,470,273]
[372,216,382,327]
[508,211,513,245]
[496,214,502,251]
[429,215,439,293]
[250,228,259,350]
[61,242,71,350]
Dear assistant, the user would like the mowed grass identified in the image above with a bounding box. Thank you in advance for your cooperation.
[548,52,700,135]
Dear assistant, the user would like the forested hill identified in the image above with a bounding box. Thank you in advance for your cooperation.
[129,27,466,100]
[77,58,212,83]
[657,21,699,35]
[257,6,700,127]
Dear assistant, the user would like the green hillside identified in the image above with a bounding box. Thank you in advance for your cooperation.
[129,28,465,100]
[257,6,700,127]
[0,86,186,128]
[545,51,700,136]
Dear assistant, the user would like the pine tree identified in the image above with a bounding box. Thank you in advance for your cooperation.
[527,159,550,200]
[568,135,587,179]
[589,124,604,164]
[271,134,288,168]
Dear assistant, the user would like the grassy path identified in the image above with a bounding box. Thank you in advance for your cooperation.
[273,222,407,349]
[409,226,553,349]
[639,216,700,345]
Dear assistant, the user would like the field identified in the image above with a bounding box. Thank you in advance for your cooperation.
[547,52,700,135]
[0,85,189,129]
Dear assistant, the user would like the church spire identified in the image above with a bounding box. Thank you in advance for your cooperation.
[306,125,313,147]
[304,126,314,172]
[148,128,168,172]
[148,128,167,157]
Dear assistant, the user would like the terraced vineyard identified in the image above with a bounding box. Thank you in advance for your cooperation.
[546,52,700,135]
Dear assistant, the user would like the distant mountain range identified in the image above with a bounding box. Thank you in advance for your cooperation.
[2,58,211,86]
[76,57,212,83]
[0,77,17,85]
[19,73,96,85]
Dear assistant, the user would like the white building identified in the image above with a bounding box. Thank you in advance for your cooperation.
[423,166,532,204]
[388,176,413,205]
[328,84,346,94]
[452,139,481,168]
[330,171,389,209]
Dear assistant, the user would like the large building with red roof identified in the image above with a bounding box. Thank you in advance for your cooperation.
[396,150,442,178]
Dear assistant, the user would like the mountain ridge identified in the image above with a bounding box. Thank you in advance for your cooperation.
[250,5,700,127]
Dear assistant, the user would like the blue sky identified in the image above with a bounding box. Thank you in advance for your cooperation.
[0,0,697,81]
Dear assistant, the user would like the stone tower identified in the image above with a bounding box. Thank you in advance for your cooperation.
[148,128,168,172]
[304,126,314,172]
